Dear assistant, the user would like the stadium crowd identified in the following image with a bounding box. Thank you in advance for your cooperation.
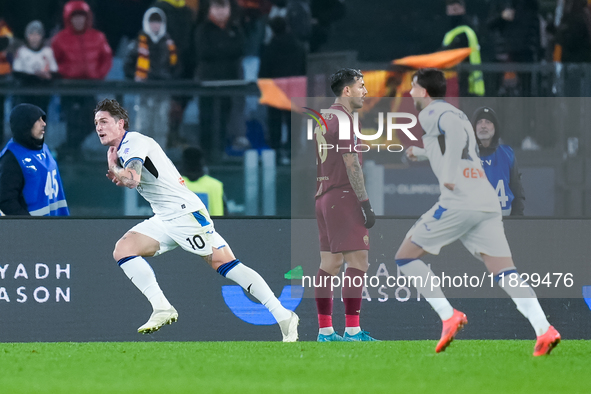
[0,0,346,159]
[0,0,589,155]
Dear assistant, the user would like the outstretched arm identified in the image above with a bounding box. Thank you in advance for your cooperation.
[106,146,142,189]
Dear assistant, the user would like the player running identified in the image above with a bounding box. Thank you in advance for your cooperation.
[314,68,378,342]
[397,68,560,356]
[94,98,298,341]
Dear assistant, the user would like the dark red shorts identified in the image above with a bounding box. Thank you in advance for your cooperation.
[315,188,369,253]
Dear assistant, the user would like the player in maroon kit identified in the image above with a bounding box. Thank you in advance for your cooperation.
[314,68,378,341]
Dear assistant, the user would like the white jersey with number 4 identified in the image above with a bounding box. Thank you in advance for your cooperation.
[418,100,500,212]
[117,131,205,219]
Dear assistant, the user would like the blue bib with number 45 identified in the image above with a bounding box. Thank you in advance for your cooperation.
[2,140,69,216]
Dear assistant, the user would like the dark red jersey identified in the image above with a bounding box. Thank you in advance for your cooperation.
[315,103,362,197]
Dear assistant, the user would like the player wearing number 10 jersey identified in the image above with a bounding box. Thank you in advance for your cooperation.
[93,98,298,341]
[399,69,559,356]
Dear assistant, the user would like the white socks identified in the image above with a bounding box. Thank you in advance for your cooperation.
[319,327,335,335]
[496,270,550,336]
[397,260,551,335]
[398,259,454,320]
[119,256,172,311]
[224,262,292,322]
[120,257,292,323]
[345,327,361,335]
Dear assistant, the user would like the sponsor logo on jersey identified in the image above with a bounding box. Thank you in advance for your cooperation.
[463,168,486,179]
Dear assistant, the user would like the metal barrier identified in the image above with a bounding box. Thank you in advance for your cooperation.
[2,63,591,217]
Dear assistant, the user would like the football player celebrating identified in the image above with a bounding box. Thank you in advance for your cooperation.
[94,98,298,341]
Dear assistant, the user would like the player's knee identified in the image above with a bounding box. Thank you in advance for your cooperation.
[394,249,406,260]
[113,247,125,262]
[113,239,131,262]
[320,258,343,274]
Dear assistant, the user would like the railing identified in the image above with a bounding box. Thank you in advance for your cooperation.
[3,62,591,217]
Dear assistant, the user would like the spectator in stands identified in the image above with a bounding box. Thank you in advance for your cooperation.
[12,21,59,114]
[0,104,69,216]
[444,0,474,47]
[266,0,312,49]
[555,0,591,63]
[0,20,13,147]
[124,7,180,148]
[442,0,480,97]
[472,106,524,216]
[486,0,541,96]
[259,16,306,164]
[195,0,248,157]
[181,146,226,215]
[238,0,272,57]
[487,0,541,63]
[310,0,345,52]
[52,0,113,161]
[1,0,62,41]
[153,0,198,148]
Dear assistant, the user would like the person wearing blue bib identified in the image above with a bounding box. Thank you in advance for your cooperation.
[472,106,525,216]
[0,104,69,216]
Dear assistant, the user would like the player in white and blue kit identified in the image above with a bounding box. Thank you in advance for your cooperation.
[396,69,560,356]
[93,99,298,341]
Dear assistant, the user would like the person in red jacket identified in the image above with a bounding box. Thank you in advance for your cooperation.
[52,0,113,160]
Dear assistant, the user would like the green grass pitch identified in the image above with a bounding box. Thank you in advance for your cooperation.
[0,340,588,393]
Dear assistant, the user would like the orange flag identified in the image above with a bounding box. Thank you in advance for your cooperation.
[257,76,307,112]
[392,47,471,69]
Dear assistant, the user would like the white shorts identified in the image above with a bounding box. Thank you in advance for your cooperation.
[406,204,512,261]
[130,210,228,257]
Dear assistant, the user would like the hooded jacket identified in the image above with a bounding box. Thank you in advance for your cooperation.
[51,0,113,80]
[0,104,69,215]
[123,7,179,81]
[472,106,525,216]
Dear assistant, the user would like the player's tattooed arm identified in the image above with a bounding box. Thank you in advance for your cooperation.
[106,147,142,189]
[116,159,142,189]
[343,152,369,201]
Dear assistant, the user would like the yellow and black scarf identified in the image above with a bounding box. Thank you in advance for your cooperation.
[0,20,13,76]
[135,33,178,80]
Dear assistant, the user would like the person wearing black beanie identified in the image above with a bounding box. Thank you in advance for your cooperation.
[0,103,69,215]
[472,106,525,216]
